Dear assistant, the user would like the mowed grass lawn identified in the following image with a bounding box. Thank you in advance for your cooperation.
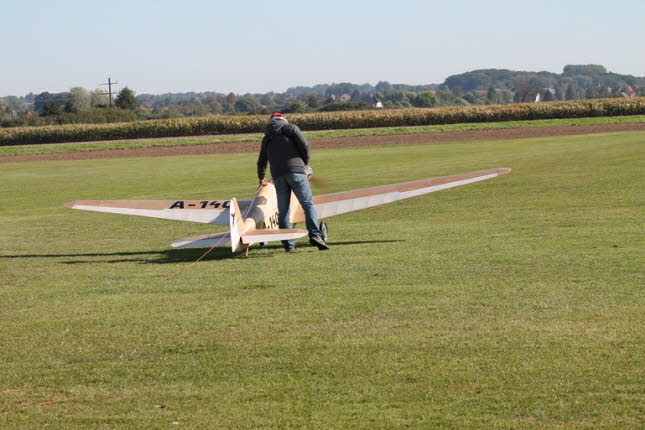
[0,132,643,428]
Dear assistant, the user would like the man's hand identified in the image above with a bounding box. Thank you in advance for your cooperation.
[259,179,268,186]
[304,165,313,179]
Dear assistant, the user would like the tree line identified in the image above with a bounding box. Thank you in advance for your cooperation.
[1,65,643,128]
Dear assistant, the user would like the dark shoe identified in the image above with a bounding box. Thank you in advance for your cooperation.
[309,235,330,250]
[285,247,296,253]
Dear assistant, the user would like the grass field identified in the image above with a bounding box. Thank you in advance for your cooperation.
[1,132,643,428]
[1,114,644,157]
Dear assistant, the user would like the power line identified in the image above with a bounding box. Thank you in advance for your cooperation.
[99,77,119,107]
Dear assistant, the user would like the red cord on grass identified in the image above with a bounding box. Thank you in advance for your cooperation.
[165,234,228,280]
[39,395,65,405]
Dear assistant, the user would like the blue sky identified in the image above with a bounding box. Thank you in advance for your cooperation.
[2,0,644,96]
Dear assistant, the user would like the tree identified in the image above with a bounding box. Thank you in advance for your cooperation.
[260,94,275,110]
[435,88,458,104]
[34,92,68,112]
[234,96,262,114]
[585,86,600,99]
[91,89,109,108]
[462,92,483,105]
[225,92,238,106]
[325,82,356,98]
[2,96,28,113]
[563,64,607,76]
[486,86,499,104]
[65,87,92,113]
[382,90,412,107]
[40,102,62,116]
[115,87,139,110]
[411,92,439,108]
[375,81,392,92]
[285,100,308,113]
[0,98,15,121]
[565,84,578,100]
[206,97,223,114]
[306,94,320,109]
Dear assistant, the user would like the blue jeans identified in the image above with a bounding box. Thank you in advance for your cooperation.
[273,172,322,250]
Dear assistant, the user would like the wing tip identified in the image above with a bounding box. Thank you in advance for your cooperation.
[497,167,512,175]
[64,201,76,209]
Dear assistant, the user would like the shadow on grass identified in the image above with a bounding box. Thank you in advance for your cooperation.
[0,240,402,265]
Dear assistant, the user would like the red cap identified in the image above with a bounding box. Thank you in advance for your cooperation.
[270,112,284,118]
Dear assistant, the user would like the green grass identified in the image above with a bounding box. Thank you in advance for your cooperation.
[1,114,644,157]
[0,132,643,428]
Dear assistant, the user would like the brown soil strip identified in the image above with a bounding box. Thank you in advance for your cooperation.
[1,123,643,163]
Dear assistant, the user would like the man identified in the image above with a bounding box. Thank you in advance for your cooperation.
[257,112,329,252]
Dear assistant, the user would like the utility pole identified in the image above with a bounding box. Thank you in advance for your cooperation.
[99,77,119,107]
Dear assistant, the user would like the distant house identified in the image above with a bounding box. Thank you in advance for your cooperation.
[474,90,488,97]
[339,93,352,102]
[535,88,557,102]
[368,94,383,108]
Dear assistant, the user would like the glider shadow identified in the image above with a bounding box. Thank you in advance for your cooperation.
[0,240,402,265]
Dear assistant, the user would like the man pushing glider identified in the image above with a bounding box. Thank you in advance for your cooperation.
[65,114,511,256]
[257,112,330,252]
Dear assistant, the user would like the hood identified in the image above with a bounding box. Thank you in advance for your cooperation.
[266,116,289,134]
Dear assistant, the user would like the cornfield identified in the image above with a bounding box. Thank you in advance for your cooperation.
[1,98,644,146]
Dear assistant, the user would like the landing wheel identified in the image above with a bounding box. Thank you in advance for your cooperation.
[259,242,267,247]
[319,221,328,242]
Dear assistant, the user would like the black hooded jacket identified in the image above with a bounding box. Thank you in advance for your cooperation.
[257,118,310,180]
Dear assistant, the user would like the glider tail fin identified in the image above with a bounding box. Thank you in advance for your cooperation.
[229,197,309,252]
[229,197,250,253]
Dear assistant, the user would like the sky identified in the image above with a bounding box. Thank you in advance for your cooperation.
[2,0,644,97]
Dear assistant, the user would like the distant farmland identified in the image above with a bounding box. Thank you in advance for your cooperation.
[1,98,644,146]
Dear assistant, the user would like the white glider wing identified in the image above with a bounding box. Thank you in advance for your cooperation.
[293,168,510,222]
[64,199,251,225]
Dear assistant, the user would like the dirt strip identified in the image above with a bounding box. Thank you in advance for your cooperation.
[1,123,644,163]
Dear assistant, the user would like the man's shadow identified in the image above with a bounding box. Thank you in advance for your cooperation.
[0,240,402,265]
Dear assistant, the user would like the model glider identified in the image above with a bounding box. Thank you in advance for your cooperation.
[64,168,510,254]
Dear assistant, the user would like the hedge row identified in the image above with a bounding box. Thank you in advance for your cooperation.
[1,98,644,146]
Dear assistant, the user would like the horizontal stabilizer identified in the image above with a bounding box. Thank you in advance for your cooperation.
[64,199,250,225]
[241,228,309,245]
[171,228,308,249]
[171,232,230,248]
